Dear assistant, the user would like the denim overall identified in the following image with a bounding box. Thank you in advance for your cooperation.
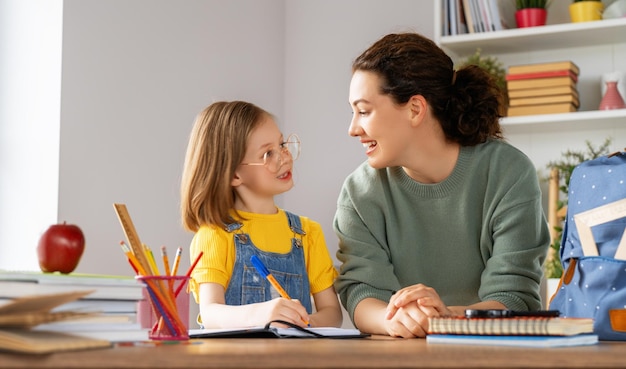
[223,211,313,313]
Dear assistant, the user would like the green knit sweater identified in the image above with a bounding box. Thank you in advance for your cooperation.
[333,139,550,320]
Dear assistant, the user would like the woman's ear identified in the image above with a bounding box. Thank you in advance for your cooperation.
[408,95,428,125]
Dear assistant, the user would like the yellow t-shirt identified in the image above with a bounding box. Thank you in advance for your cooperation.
[189,209,338,303]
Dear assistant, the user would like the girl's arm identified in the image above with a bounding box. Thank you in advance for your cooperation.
[308,286,343,328]
[198,282,310,328]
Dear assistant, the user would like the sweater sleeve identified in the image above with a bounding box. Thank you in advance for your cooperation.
[333,168,401,320]
[478,159,550,311]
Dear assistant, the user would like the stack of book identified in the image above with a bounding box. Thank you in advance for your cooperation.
[506,61,580,117]
[427,311,598,348]
[0,271,148,344]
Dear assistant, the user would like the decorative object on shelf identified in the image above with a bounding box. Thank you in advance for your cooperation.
[603,0,626,19]
[456,48,507,115]
[515,0,551,28]
[544,138,613,280]
[599,80,626,110]
[569,0,604,22]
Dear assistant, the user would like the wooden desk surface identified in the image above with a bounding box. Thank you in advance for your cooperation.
[1,337,625,368]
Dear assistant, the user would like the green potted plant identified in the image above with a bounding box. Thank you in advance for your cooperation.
[570,0,604,22]
[544,138,613,281]
[515,0,551,27]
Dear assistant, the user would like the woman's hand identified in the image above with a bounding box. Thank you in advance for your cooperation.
[382,283,456,337]
[386,283,454,319]
[382,301,430,338]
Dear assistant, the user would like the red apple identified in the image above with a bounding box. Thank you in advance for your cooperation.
[37,222,85,274]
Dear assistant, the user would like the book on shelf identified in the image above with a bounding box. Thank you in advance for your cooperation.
[426,334,599,348]
[428,316,594,336]
[505,70,578,81]
[507,85,579,99]
[508,61,580,76]
[461,0,474,33]
[507,102,578,116]
[506,76,577,91]
[0,271,145,301]
[509,94,580,108]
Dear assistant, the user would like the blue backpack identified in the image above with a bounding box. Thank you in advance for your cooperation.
[549,151,626,341]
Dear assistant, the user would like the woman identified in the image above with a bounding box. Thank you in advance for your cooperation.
[333,32,550,338]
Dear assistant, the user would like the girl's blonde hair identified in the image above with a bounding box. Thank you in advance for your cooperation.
[180,101,270,232]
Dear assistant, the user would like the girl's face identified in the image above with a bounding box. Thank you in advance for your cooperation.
[235,117,294,200]
[348,70,415,169]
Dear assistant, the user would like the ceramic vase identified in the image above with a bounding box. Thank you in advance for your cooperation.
[599,81,626,110]
[515,8,547,28]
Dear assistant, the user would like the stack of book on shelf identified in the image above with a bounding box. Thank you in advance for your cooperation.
[506,61,580,117]
[427,310,598,348]
[0,271,149,345]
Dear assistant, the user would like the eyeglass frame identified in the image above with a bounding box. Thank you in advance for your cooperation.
[239,134,301,173]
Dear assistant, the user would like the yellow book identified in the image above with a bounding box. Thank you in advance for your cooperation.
[507,76,576,91]
[509,94,580,108]
[508,61,580,76]
[507,103,578,117]
[508,85,578,99]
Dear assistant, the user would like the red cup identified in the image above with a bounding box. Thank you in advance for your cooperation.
[136,275,190,341]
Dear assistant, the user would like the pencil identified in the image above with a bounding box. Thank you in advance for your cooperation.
[161,246,174,294]
[171,247,183,276]
[144,244,160,276]
[174,251,203,297]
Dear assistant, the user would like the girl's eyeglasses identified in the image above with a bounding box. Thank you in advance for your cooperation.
[240,134,301,173]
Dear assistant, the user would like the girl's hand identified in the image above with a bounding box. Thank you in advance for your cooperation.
[256,297,310,327]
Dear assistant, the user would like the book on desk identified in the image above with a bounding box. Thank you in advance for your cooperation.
[190,319,368,339]
[427,312,598,348]
[0,272,150,354]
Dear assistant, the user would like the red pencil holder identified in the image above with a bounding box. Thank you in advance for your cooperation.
[136,275,190,341]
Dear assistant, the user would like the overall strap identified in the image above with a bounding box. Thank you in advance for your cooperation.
[223,221,243,233]
[285,211,306,235]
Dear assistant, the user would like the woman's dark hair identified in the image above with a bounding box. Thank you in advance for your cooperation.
[352,32,503,146]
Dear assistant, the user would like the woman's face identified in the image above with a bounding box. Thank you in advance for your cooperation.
[348,70,414,169]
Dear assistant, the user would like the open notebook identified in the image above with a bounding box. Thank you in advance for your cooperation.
[189,320,368,339]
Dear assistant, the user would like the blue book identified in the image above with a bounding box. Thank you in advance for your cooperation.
[426,334,598,348]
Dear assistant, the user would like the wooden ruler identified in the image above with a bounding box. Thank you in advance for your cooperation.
[113,203,152,273]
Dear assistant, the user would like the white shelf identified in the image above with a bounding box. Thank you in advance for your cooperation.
[502,109,626,126]
[439,17,626,56]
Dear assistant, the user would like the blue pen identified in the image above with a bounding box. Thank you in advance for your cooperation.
[250,255,310,326]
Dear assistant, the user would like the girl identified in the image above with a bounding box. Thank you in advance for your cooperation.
[181,101,342,328]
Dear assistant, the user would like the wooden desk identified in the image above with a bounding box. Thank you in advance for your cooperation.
[1,337,625,368]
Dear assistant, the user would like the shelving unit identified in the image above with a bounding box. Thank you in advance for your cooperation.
[433,1,626,130]
[436,17,626,56]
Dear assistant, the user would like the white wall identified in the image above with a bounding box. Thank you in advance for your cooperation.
[282,0,433,264]
[57,0,285,277]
